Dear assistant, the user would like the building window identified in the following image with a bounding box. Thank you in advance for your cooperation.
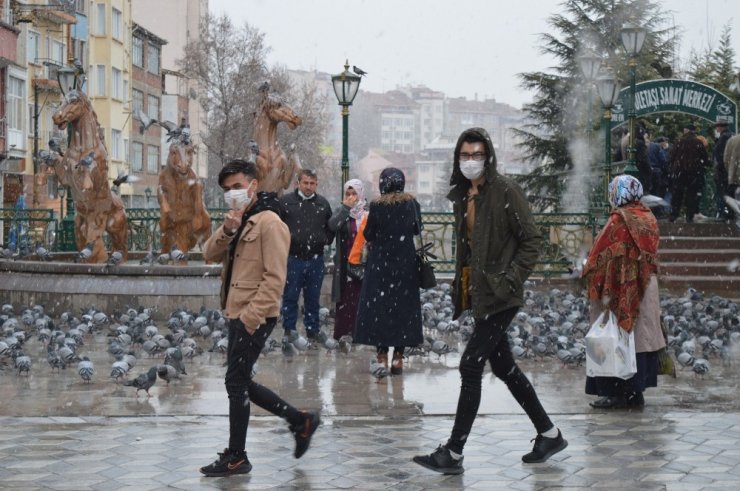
[123,138,129,163]
[147,95,159,120]
[111,129,122,159]
[132,37,143,67]
[51,40,65,66]
[7,75,25,148]
[112,67,122,100]
[96,65,106,96]
[27,31,40,64]
[147,145,159,172]
[73,39,86,66]
[95,3,106,35]
[112,8,122,40]
[132,142,144,171]
[132,89,144,114]
[147,44,159,74]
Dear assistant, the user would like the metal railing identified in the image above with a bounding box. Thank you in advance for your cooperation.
[1,207,597,276]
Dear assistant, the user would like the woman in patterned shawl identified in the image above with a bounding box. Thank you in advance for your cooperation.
[582,175,666,409]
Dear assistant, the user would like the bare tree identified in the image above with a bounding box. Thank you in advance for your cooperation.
[178,14,330,205]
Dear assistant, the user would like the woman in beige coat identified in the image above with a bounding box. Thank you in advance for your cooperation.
[582,175,666,409]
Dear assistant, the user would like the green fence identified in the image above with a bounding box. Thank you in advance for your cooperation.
[1,207,597,276]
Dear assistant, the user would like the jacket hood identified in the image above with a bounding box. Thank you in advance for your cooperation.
[379,167,406,194]
[449,127,498,193]
[373,191,415,205]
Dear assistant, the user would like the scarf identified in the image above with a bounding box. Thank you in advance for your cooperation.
[344,178,367,220]
[582,201,659,332]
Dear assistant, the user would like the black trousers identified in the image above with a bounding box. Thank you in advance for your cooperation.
[226,317,302,453]
[447,308,553,454]
[670,172,704,221]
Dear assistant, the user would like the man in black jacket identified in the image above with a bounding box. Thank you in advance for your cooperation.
[279,169,334,339]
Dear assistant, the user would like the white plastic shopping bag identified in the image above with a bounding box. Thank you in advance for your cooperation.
[585,310,637,380]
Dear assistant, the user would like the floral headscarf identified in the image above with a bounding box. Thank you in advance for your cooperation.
[344,178,366,220]
[608,175,643,208]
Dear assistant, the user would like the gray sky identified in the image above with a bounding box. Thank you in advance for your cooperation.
[211,0,738,109]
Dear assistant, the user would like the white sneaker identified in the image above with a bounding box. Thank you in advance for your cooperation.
[692,213,709,222]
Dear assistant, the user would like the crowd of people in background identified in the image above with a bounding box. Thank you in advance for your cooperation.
[615,119,738,226]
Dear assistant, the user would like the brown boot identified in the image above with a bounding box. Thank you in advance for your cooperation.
[377,352,388,369]
[391,351,403,375]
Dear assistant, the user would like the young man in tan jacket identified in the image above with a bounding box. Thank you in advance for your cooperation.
[200,159,319,477]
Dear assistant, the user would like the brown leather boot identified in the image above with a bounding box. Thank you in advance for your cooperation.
[377,352,388,369]
[391,351,403,375]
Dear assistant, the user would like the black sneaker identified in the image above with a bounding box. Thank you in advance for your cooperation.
[413,445,464,475]
[291,410,320,458]
[522,430,568,463]
[199,448,252,477]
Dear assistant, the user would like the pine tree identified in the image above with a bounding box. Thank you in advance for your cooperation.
[514,0,676,211]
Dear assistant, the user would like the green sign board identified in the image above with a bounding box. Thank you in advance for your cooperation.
[610,79,737,132]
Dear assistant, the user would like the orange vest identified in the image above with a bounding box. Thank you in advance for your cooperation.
[348,213,368,265]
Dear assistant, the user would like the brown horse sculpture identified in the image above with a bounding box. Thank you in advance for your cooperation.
[253,90,302,193]
[50,90,128,263]
[158,135,211,264]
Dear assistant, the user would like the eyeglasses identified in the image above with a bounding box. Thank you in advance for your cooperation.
[459,152,486,160]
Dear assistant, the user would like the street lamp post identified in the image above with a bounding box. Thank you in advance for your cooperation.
[577,50,602,151]
[596,69,622,204]
[620,23,647,178]
[144,187,152,209]
[58,185,66,219]
[331,60,361,199]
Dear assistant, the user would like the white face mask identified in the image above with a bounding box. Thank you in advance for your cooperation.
[298,189,314,200]
[715,130,721,139]
[224,182,255,210]
[460,159,486,180]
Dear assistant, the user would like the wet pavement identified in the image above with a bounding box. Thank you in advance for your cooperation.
[1,329,740,489]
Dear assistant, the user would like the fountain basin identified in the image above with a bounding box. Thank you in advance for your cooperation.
[0,259,223,318]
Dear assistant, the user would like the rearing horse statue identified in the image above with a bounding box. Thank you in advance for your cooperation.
[50,90,128,263]
[253,87,302,194]
[158,126,211,263]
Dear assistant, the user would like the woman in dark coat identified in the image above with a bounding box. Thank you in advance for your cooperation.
[355,167,423,375]
[328,179,367,339]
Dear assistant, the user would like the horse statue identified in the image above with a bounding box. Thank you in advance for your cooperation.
[157,123,211,264]
[252,84,302,193]
[49,90,128,263]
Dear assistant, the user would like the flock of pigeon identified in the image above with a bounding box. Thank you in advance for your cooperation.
[1,283,738,393]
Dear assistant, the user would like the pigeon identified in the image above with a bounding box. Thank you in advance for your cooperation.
[247,140,260,164]
[123,366,158,396]
[338,335,353,355]
[112,170,140,188]
[107,251,123,266]
[38,149,55,162]
[157,252,171,265]
[281,336,298,357]
[110,360,130,381]
[1,248,14,259]
[76,151,95,169]
[49,137,65,156]
[77,242,95,262]
[352,65,368,76]
[157,364,179,384]
[692,358,710,377]
[164,347,186,375]
[170,245,189,262]
[47,344,65,371]
[430,339,454,358]
[34,242,52,261]
[77,356,94,383]
[370,358,389,382]
[140,250,157,266]
[324,337,339,352]
[15,352,31,375]
[137,111,158,135]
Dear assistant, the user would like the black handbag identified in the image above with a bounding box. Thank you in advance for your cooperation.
[416,242,437,289]
[414,203,437,289]
[347,263,365,281]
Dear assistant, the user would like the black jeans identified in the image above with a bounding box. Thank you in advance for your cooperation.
[226,317,302,453]
[447,308,553,454]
